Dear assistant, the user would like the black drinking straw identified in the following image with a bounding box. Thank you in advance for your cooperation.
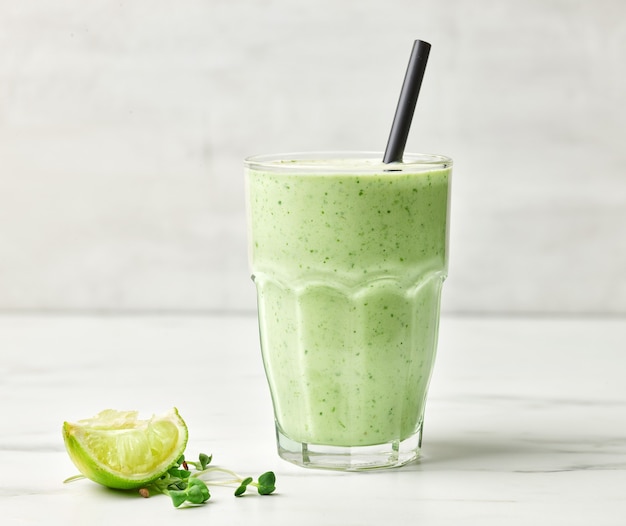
[383,40,431,164]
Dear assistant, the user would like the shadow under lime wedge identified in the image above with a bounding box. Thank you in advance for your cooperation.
[63,408,188,490]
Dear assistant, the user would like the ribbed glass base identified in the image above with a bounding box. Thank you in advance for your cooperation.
[276,424,423,471]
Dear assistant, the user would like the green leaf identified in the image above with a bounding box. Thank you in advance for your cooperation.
[258,471,275,485]
[168,490,188,508]
[257,485,276,496]
[188,479,210,502]
[199,453,212,470]
[257,471,276,495]
[187,485,207,504]
[234,484,247,497]
[241,477,253,486]
[168,467,184,477]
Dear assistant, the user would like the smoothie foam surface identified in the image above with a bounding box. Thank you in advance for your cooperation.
[245,153,452,174]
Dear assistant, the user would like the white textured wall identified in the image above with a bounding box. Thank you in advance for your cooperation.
[0,0,625,314]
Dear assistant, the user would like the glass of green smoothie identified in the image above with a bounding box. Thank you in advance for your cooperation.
[245,151,452,470]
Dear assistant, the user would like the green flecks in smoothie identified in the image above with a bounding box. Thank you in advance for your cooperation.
[248,163,450,447]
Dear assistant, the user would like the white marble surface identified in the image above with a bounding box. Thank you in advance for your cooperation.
[1,1,626,314]
[1,314,625,525]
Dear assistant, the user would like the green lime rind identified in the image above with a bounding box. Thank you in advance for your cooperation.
[62,407,188,490]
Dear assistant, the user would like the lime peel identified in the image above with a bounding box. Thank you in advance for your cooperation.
[63,407,188,490]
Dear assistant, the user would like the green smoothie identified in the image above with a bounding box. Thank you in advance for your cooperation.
[245,153,451,457]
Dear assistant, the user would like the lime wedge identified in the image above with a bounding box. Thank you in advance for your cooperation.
[63,408,188,489]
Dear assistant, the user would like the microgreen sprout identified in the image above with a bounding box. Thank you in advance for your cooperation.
[146,453,275,507]
[147,455,210,507]
[190,463,276,497]
[230,474,275,497]
[65,451,276,508]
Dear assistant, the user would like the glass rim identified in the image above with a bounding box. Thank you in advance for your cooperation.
[244,151,453,173]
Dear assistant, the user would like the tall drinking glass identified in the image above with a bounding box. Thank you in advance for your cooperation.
[245,152,452,470]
